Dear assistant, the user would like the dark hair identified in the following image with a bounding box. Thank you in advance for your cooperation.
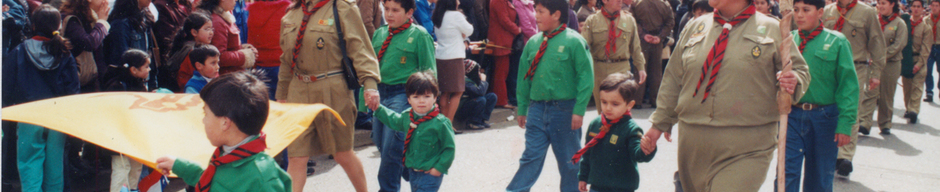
[911,0,924,7]
[171,13,213,54]
[59,0,95,27]
[535,0,570,24]
[598,72,638,103]
[692,0,714,12]
[105,49,150,82]
[200,70,271,135]
[109,0,155,31]
[32,5,72,60]
[432,0,459,28]
[383,0,417,12]
[190,44,221,68]
[405,71,440,97]
[198,0,223,12]
[794,0,826,9]
[886,0,900,13]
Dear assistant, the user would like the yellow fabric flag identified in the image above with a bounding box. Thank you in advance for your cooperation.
[2,92,343,173]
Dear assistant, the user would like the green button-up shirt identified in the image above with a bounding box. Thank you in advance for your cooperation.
[517,25,595,116]
[372,24,437,85]
[173,136,292,192]
[374,105,456,174]
[793,28,860,135]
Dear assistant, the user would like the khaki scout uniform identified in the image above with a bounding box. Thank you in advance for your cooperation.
[874,17,908,129]
[277,0,381,157]
[649,13,810,192]
[631,0,674,105]
[903,17,932,114]
[822,2,886,161]
[581,10,646,111]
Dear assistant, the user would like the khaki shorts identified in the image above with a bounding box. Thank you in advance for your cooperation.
[285,77,358,157]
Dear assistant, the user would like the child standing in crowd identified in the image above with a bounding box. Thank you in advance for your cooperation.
[2,5,80,191]
[507,0,594,191]
[581,0,646,113]
[184,45,221,93]
[156,71,292,191]
[372,71,456,192]
[102,49,152,192]
[432,0,473,126]
[171,13,215,91]
[455,60,497,129]
[574,73,655,192]
[106,0,157,90]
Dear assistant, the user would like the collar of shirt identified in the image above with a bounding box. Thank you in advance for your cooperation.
[222,135,258,156]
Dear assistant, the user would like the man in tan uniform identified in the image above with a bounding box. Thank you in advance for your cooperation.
[642,4,810,191]
[631,0,673,108]
[872,1,907,135]
[903,0,932,124]
[582,0,646,112]
[822,0,886,177]
[277,0,381,191]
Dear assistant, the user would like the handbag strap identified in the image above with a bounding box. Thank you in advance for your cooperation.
[148,29,163,68]
[333,0,350,63]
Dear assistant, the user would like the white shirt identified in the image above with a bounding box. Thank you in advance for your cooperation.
[434,11,474,60]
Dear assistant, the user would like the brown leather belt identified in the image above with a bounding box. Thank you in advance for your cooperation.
[295,70,343,83]
[793,103,820,110]
[854,61,869,65]
[596,59,629,63]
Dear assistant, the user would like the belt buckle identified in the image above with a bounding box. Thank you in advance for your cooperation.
[297,74,317,83]
[801,103,813,110]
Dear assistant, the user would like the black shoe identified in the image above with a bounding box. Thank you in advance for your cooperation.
[307,160,316,167]
[910,114,918,124]
[880,128,891,135]
[859,126,870,135]
[836,159,853,177]
[306,167,315,176]
[482,122,492,128]
[903,112,915,119]
[925,96,934,102]
[454,129,464,134]
[467,123,485,130]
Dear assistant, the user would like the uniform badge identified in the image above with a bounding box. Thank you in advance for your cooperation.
[889,38,895,44]
[757,25,767,34]
[318,19,327,25]
[823,44,831,51]
[401,56,407,64]
[407,37,414,43]
[852,29,857,37]
[558,46,565,53]
[752,46,762,58]
[316,37,325,50]
[697,23,705,33]
[609,135,619,144]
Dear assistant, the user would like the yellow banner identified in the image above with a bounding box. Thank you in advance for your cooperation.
[2,92,343,173]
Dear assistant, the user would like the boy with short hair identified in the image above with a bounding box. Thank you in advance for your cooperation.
[156,71,292,191]
[185,45,222,94]
[507,0,594,191]
[372,71,456,192]
[573,72,655,192]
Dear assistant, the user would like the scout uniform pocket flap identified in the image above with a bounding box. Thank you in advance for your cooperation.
[743,35,774,45]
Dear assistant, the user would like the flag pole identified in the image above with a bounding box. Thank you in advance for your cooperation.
[777,0,795,191]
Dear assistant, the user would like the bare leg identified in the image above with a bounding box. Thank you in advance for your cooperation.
[333,150,368,192]
[287,156,309,192]
[445,92,463,121]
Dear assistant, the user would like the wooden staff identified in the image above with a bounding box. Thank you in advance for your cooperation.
[777,0,795,191]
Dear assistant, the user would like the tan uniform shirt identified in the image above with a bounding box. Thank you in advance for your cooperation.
[581,11,646,71]
[912,16,933,68]
[276,0,381,101]
[649,13,811,132]
[928,16,940,45]
[822,3,887,80]
[883,18,908,62]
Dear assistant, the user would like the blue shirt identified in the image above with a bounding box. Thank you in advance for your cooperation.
[414,0,436,41]
[234,0,249,43]
[185,71,209,94]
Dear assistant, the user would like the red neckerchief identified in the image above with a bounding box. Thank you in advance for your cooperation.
[912,16,923,35]
[290,0,330,73]
[524,24,567,81]
[31,36,51,41]
[880,13,898,30]
[403,105,440,164]
[799,24,824,53]
[601,10,623,59]
[571,111,633,164]
[834,0,858,31]
[196,134,267,192]
[378,19,413,62]
[693,5,756,103]
[931,14,940,41]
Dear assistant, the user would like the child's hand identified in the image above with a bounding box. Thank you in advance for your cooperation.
[426,168,442,177]
[578,181,588,192]
[155,156,177,175]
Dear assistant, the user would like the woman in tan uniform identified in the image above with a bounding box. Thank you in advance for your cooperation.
[640,1,811,191]
[581,0,646,112]
[276,0,381,191]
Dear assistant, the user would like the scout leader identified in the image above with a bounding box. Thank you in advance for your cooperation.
[785,0,859,190]
[902,0,932,124]
[277,0,382,191]
[641,2,810,192]
[822,0,887,178]
[869,0,907,135]
[506,0,594,191]
[580,0,646,113]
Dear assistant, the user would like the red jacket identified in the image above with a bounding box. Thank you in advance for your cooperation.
[247,0,290,68]
[488,0,520,56]
[207,11,250,75]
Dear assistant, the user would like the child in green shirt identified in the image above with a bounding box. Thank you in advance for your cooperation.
[573,73,656,192]
[156,71,292,192]
[373,71,456,192]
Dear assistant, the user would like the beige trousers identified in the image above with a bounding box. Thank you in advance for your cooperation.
[110,155,143,192]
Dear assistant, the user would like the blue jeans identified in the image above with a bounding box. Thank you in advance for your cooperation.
[455,93,497,125]
[373,84,411,192]
[782,105,839,192]
[506,100,582,192]
[407,169,444,192]
[925,45,940,96]
[255,66,279,99]
[17,123,65,192]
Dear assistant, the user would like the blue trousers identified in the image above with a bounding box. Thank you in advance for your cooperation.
[783,105,839,192]
[925,45,940,96]
[17,123,65,192]
[455,93,497,125]
[255,66,279,99]
[506,100,582,192]
[407,169,444,192]
[373,84,411,192]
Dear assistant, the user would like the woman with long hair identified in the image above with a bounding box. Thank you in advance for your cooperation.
[432,0,473,127]
[105,0,157,90]
[191,0,257,76]
[59,0,111,91]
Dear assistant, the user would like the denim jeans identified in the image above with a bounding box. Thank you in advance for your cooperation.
[407,169,444,192]
[255,66,279,99]
[925,45,940,96]
[373,84,411,192]
[783,105,839,192]
[17,123,65,192]
[455,93,497,125]
[506,100,582,192]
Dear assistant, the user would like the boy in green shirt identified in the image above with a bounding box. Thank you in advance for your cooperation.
[156,71,292,192]
[573,73,655,192]
[373,71,456,192]
[507,0,594,191]
[785,0,859,190]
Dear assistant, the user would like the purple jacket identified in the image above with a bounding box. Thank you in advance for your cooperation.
[62,14,109,89]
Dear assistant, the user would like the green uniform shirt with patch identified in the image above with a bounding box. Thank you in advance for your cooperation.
[516,25,595,116]
[792,28,859,136]
[173,136,292,192]
[577,116,655,192]
[373,105,456,174]
[371,25,437,85]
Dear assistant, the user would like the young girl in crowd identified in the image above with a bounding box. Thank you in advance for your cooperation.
[169,12,214,91]
[102,49,151,192]
[432,0,473,126]
[105,0,156,90]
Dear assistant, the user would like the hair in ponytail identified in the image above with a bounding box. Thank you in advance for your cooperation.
[170,13,213,54]
[32,5,72,59]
